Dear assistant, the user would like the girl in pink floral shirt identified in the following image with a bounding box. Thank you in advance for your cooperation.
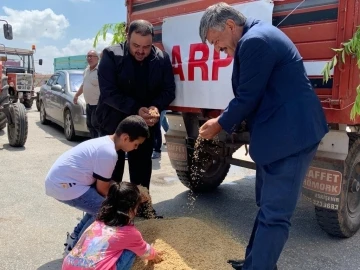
[62,182,163,270]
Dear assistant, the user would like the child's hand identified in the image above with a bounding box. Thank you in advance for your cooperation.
[152,251,164,264]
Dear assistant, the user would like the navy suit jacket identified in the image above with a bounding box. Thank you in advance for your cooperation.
[218,18,329,165]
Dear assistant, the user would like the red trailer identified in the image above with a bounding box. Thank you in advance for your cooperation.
[127,0,360,238]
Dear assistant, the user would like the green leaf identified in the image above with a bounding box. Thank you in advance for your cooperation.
[321,63,330,83]
[333,55,338,68]
[93,22,127,48]
[320,25,360,120]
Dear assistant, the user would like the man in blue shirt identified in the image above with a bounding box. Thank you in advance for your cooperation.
[198,3,329,269]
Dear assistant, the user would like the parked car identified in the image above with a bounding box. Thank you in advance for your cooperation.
[39,70,90,140]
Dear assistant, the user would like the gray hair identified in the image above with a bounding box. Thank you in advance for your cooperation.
[87,50,99,57]
[199,2,246,43]
[128,19,154,37]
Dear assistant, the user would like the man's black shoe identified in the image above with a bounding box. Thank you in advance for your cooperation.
[228,259,244,269]
[227,259,278,270]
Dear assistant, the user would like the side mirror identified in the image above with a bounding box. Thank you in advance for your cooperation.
[39,59,43,65]
[3,24,13,40]
[51,84,62,92]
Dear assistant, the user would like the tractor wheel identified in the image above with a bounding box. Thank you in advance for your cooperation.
[23,99,33,109]
[7,103,28,147]
[0,112,6,130]
[315,133,360,237]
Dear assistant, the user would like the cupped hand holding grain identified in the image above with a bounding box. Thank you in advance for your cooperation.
[138,107,155,126]
[148,106,160,116]
[148,106,160,126]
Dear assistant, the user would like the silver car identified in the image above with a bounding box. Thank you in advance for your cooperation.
[39,70,90,140]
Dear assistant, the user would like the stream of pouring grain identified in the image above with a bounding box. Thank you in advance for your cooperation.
[186,136,220,211]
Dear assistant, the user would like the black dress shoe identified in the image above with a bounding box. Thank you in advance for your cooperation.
[228,259,245,269]
[227,259,278,270]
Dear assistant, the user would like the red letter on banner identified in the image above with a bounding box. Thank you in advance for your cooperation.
[188,43,209,81]
[172,45,185,81]
[212,51,233,81]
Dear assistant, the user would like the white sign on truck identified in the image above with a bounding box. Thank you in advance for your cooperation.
[162,0,331,110]
[162,0,274,109]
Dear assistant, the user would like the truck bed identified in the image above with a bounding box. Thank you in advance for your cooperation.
[53,55,87,72]
[127,0,360,124]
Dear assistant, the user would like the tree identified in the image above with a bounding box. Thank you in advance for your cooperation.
[322,26,360,120]
[93,22,127,48]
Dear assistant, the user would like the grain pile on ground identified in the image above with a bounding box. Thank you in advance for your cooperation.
[132,217,245,270]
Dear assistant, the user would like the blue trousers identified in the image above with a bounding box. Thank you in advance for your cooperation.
[242,143,319,270]
[116,250,136,270]
[59,186,104,245]
[153,110,169,153]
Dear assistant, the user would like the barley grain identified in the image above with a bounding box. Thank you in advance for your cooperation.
[132,217,244,270]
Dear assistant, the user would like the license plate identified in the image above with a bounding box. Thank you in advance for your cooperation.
[302,166,342,210]
[167,142,187,161]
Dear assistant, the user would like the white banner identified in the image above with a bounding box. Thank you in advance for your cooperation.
[163,0,275,109]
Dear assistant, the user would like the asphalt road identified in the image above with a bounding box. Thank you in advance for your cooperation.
[0,105,359,270]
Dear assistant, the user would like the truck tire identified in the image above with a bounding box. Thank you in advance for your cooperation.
[315,133,360,238]
[176,139,230,193]
[7,103,28,147]
[23,99,33,109]
[0,112,6,130]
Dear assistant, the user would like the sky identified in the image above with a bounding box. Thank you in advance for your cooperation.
[0,0,126,74]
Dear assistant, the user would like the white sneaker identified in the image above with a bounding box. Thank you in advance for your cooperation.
[63,232,75,257]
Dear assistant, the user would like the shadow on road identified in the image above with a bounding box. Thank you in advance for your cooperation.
[37,258,63,270]
[35,120,88,147]
[0,143,26,151]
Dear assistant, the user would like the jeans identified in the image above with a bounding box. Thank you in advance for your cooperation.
[86,104,100,138]
[59,185,104,245]
[153,110,169,153]
[242,142,319,270]
[116,250,136,270]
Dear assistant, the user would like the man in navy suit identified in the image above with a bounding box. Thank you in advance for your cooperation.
[198,3,328,270]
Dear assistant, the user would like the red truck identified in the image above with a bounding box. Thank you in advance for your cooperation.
[127,0,360,238]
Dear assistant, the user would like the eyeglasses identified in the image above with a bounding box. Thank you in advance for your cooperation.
[86,55,98,59]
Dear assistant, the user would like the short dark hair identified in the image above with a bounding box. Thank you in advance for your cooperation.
[128,19,154,37]
[96,182,142,226]
[115,115,149,141]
